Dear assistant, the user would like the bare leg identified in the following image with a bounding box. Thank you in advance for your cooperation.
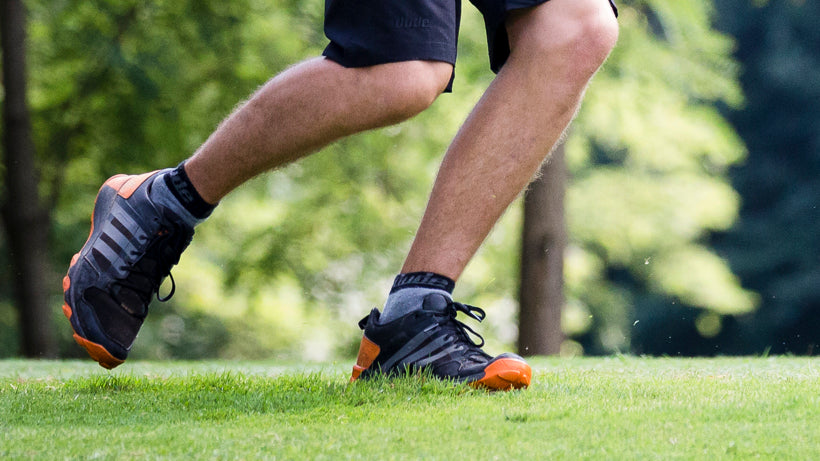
[401,0,619,280]
[184,58,453,204]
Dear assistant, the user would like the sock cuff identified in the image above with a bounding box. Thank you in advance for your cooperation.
[164,162,216,220]
[390,272,455,294]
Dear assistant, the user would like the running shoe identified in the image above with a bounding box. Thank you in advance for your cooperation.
[62,170,193,368]
[350,293,532,390]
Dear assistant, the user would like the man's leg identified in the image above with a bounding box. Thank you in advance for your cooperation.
[62,57,452,368]
[351,0,617,390]
[402,0,619,280]
[186,58,453,204]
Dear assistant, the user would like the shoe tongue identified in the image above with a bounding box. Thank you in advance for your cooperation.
[421,293,451,313]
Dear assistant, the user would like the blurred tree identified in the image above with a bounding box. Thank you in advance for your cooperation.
[518,143,567,356]
[709,0,820,355]
[1,0,57,357]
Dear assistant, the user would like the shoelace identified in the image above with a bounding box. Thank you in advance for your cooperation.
[153,227,189,302]
[446,301,487,348]
[117,221,193,307]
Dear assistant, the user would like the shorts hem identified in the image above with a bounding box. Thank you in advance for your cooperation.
[322,43,456,69]
[322,43,457,91]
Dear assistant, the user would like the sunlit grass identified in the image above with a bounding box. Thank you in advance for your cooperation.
[2,357,818,459]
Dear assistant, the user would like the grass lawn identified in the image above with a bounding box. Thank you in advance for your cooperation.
[1,357,819,459]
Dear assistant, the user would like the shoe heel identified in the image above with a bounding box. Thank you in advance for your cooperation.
[104,171,158,199]
[350,336,380,382]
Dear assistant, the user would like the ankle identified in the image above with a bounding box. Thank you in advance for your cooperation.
[380,272,455,323]
[162,162,217,221]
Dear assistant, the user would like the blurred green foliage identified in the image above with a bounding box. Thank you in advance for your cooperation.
[564,0,755,353]
[705,0,820,355]
[0,0,765,359]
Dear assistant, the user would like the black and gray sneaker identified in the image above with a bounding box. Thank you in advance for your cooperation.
[350,293,532,390]
[62,170,194,369]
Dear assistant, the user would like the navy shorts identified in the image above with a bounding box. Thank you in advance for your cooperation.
[323,0,618,90]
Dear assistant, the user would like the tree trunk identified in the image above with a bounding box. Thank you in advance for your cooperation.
[518,142,567,356]
[1,0,57,357]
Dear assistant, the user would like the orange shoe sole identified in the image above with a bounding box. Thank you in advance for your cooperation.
[349,335,532,391]
[61,286,123,370]
[469,358,532,391]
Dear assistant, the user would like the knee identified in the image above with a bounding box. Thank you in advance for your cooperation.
[368,60,453,122]
[509,0,619,78]
[575,2,620,68]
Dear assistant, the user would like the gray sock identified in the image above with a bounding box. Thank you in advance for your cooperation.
[149,170,206,229]
[380,287,452,323]
[379,272,455,323]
